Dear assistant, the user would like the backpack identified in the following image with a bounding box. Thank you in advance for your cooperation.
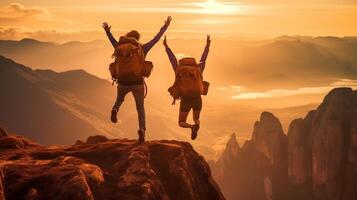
[109,36,153,83]
[168,57,210,104]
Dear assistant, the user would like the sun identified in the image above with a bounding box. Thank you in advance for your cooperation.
[196,0,240,14]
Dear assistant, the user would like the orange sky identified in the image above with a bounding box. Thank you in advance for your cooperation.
[1,0,357,42]
[1,1,357,159]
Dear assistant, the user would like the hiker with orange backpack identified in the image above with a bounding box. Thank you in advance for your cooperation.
[163,35,211,140]
[102,16,172,142]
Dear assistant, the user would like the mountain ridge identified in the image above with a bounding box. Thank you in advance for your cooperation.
[1,36,356,89]
[0,55,119,144]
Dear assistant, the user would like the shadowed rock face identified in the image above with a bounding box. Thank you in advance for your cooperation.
[287,88,357,200]
[252,112,287,167]
[251,112,289,200]
[288,118,310,185]
[211,88,357,200]
[212,133,240,184]
[287,114,314,200]
[309,88,357,200]
[211,112,287,200]
[0,133,225,200]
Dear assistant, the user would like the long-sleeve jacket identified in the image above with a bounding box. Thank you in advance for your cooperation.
[105,25,169,56]
[164,44,210,72]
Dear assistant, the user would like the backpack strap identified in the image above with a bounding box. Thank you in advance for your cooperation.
[143,79,148,98]
[170,77,180,105]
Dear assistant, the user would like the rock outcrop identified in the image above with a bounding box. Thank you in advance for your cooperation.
[252,112,287,167]
[288,87,357,200]
[0,132,225,200]
[212,133,240,184]
[211,112,286,200]
[287,116,313,199]
[211,87,357,200]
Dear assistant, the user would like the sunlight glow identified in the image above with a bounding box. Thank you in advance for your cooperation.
[185,0,243,15]
[231,79,357,100]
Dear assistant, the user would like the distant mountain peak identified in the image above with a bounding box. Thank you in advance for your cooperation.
[323,87,354,104]
[260,111,278,122]
[226,133,240,154]
[255,112,284,134]
[18,38,54,46]
[252,112,286,165]
[58,69,107,83]
[20,38,39,43]
[227,133,239,148]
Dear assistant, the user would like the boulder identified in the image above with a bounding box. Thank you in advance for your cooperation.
[85,135,109,144]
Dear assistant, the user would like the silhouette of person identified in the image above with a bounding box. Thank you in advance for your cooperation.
[102,16,172,142]
[163,35,211,140]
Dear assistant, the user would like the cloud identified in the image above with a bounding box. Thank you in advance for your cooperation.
[0,26,195,42]
[231,79,357,100]
[47,1,251,15]
[0,3,51,20]
[332,79,357,87]
[0,26,104,42]
[234,92,273,99]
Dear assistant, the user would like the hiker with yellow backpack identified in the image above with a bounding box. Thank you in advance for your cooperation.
[102,16,172,143]
[163,35,211,140]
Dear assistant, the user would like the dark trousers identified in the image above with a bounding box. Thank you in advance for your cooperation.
[112,84,145,130]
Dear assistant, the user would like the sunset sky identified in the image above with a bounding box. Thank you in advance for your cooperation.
[1,0,357,42]
[1,0,357,103]
[0,1,357,159]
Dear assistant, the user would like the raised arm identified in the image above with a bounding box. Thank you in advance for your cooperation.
[163,36,178,71]
[199,35,211,72]
[102,22,117,48]
[142,16,172,55]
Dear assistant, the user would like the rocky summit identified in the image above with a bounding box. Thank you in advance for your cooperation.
[0,132,225,200]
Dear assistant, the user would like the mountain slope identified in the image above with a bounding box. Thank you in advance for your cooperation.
[0,130,225,200]
[0,55,119,144]
[0,38,111,78]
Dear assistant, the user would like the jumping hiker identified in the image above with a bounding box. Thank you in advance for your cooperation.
[163,35,211,140]
[103,16,172,143]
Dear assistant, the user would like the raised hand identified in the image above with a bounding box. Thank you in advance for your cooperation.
[102,22,111,32]
[163,36,168,47]
[206,35,211,47]
[164,16,172,28]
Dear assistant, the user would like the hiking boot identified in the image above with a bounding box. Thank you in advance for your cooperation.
[111,109,118,123]
[191,124,200,140]
[138,129,145,143]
